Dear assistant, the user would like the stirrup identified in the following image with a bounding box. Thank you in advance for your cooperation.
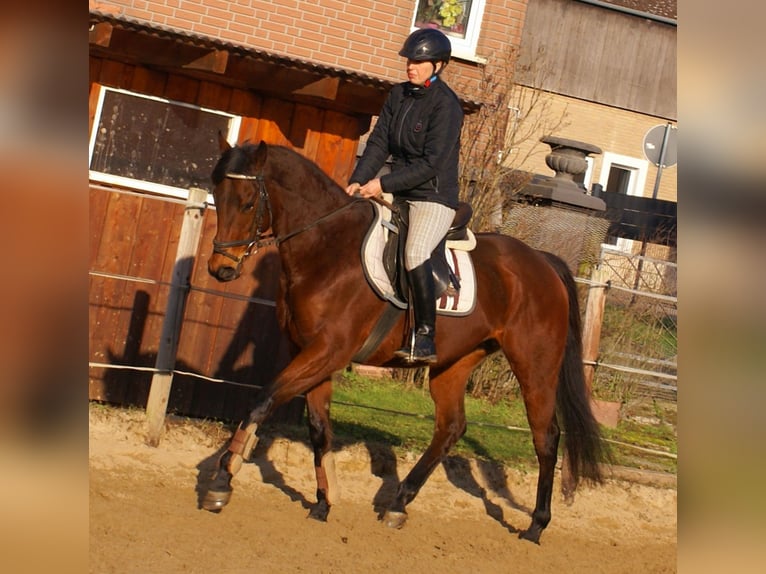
[397,352,437,365]
[394,336,437,364]
[405,353,437,365]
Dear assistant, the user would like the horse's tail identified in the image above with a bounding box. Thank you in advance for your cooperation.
[542,252,606,488]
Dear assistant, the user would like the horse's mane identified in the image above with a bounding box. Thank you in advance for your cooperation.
[211,142,260,185]
[212,142,341,194]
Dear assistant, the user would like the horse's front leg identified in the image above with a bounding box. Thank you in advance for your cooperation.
[201,393,275,512]
[201,342,346,513]
[383,364,472,528]
[305,379,339,521]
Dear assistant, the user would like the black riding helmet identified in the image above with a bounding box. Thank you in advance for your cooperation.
[398,28,452,68]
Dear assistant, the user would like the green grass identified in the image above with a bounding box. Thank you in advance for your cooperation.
[600,411,677,473]
[329,372,538,467]
[92,365,677,479]
[601,302,677,359]
[269,370,676,476]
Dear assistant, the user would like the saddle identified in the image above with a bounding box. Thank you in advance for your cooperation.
[360,195,477,317]
[385,200,473,300]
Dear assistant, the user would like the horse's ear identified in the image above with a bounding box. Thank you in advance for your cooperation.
[218,130,231,153]
[253,140,268,170]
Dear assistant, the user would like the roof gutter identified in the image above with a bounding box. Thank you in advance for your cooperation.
[573,0,677,26]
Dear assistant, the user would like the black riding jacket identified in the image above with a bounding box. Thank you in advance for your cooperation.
[349,78,464,209]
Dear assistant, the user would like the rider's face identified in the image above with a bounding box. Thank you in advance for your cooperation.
[406,59,441,85]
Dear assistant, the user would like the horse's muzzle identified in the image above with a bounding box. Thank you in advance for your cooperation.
[211,265,238,282]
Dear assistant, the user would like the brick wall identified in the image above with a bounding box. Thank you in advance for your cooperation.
[89,1,674,202]
[510,92,677,203]
[90,0,527,101]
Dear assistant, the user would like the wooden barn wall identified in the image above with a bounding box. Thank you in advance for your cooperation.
[89,54,362,421]
[88,55,361,185]
[516,0,676,120]
[89,187,292,422]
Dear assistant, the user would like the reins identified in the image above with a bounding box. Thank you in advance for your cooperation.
[213,172,366,267]
[274,199,362,245]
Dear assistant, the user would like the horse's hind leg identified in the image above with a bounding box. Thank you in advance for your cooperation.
[383,353,483,528]
[519,396,560,544]
[510,356,561,544]
[305,379,339,521]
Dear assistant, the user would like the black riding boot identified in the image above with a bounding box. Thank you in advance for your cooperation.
[395,262,437,364]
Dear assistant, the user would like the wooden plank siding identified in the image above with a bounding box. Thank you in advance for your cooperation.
[88,185,297,421]
[89,190,148,405]
[89,53,363,421]
[516,0,676,120]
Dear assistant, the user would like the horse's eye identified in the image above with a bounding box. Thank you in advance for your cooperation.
[242,202,254,212]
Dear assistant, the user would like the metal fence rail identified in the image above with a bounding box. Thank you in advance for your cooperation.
[87,360,676,461]
[591,245,677,403]
[89,184,678,456]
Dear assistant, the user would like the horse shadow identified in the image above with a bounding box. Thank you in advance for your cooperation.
[194,432,314,511]
[326,422,403,519]
[193,420,532,534]
[440,441,531,535]
[364,433,532,533]
[365,440,401,518]
[192,422,402,519]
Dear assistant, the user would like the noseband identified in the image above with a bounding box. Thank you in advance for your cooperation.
[211,173,273,268]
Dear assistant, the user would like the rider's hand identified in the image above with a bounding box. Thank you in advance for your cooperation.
[357,178,382,199]
[345,182,361,196]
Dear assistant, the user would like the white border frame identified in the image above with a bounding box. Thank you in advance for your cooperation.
[583,156,595,190]
[88,86,241,201]
[410,0,488,63]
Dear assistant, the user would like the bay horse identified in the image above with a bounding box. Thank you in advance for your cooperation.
[203,135,604,544]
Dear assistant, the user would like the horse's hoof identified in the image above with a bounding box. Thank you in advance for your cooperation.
[202,489,232,512]
[383,510,407,529]
[308,501,330,522]
[518,528,542,545]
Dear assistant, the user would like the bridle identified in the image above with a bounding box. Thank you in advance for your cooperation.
[211,173,272,268]
[212,171,364,270]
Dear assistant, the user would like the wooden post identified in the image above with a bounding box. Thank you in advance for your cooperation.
[581,266,608,395]
[145,187,208,446]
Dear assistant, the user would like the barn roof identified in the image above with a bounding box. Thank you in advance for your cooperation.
[89,11,393,89]
[588,0,677,21]
[89,11,483,114]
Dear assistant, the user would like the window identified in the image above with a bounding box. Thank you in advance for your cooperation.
[606,165,632,195]
[89,86,241,200]
[411,0,487,62]
[598,152,648,197]
[598,152,649,250]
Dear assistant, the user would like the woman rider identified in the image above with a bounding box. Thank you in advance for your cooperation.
[345,28,463,364]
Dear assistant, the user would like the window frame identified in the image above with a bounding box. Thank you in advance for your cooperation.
[409,0,487,62]
[598,152,649,197]
[88,85,241,201]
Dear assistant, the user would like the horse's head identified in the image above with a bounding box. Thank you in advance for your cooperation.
[208,133,272,282]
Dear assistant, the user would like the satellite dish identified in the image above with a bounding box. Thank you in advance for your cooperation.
[643,124,677,167]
